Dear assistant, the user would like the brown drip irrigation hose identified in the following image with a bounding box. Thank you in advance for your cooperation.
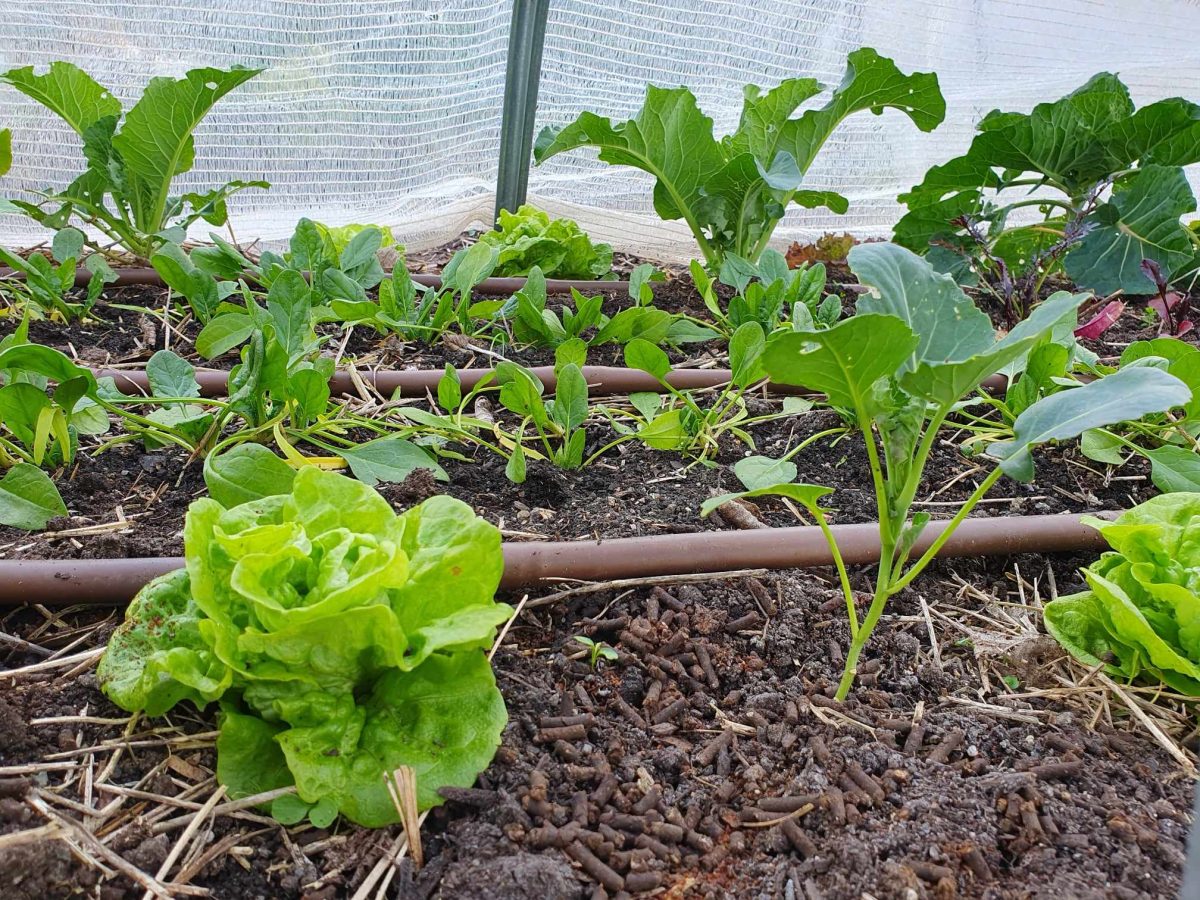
[0,512,1108,606]
[95,365,1012,398]
[0,265,627,297]
[97,365,823,398]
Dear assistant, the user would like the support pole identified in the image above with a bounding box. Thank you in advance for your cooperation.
[494,0,551,223]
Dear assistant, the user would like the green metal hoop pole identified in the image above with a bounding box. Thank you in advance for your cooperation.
[495,0,551,223]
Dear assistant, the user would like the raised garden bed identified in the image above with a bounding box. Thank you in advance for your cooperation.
[2,236,1197,900]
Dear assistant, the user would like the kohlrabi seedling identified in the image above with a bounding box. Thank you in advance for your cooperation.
[704,243,1191,700]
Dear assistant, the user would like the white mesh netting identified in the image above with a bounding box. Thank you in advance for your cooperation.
[2,0,1199,261]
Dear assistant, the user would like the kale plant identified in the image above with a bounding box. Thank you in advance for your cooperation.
[894,73,1200,322]
[535,49,944,269]
[705,243,1190,699]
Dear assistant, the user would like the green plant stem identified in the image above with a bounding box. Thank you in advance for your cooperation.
[811,506,858,639]
[779,426,849,462]
[0,434,32,466]
[998,197,1074,216]
[889,466,1004,594]
[835,526,896,701]
[582,432,636,467]
[833,409,962,701]
[858,412,893,547]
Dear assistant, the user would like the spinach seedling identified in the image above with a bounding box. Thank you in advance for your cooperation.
[692,250,839,335]
[0,326,110,468]
[334,242,498,341]
[604,324,785,464]
[705,243,1191,700]
[493,349,589,480]
[0,231,115,322]
[496,267,715,350]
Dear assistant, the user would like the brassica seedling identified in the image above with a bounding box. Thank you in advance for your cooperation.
[535,49,944,269]
[704,243,1191,699]
[573,635,618,669]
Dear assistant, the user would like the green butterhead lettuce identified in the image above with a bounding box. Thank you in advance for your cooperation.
[99,467,511,826]
[479,205,613,279]
[1044,494,1200,695]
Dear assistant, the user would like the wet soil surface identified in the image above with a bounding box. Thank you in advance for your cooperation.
[0,552,1193,899]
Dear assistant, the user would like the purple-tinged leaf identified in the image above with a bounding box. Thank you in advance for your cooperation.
[1074,300,1125,339]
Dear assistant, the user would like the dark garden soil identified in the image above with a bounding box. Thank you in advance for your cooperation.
[0,551,1193,899]
[0,401,1159,560]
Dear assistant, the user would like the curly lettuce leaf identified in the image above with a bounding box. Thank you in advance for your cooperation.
[101,467,510,827]
[97,569,231,716]
[480,205,612,279]
[220,652,506,827]
[1044,494,1200,696]
[270,653,506,826]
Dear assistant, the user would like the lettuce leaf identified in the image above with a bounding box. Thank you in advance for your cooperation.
[479,205,612,279]
[99,467,510,826]
[1043,494,1200,695]
[96,569,231,716]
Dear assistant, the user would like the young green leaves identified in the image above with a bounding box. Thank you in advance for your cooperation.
[535,49,944,268]
[895,73,1200,312]
[1,62,265,259]
[98,467,511,827]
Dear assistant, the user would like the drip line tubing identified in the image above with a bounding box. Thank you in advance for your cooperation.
[95,365,1011,399]
[0,265,628,297]
[0,512,1109,606]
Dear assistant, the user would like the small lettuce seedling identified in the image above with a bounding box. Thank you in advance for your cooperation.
[535,49,944,269]
[98,467,511,827]
[1044,494,1200,695]
[705,243,1191,700]
[573,636,618,669]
